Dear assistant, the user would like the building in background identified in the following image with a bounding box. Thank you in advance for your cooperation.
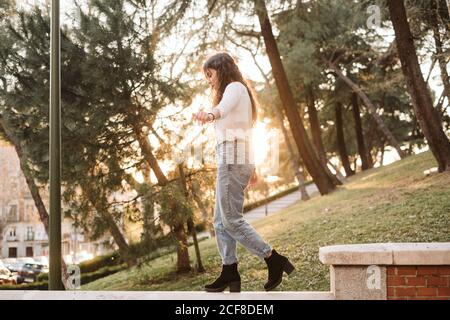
[0,140,114,261]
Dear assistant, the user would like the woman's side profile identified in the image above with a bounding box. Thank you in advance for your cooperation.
[192,52,296,292]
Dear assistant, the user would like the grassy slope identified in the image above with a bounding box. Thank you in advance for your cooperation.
[83,151,450,291]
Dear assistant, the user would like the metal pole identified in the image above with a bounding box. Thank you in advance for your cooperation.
[49,0,64,290]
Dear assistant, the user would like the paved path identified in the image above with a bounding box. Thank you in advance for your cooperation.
[243,183,318,224]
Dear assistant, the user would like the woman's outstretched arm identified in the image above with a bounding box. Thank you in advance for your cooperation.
[192,82,243,124]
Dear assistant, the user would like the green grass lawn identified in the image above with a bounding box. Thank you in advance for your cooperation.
[82,150,450,291]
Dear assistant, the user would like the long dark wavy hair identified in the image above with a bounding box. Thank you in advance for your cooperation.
[203,52,258,126]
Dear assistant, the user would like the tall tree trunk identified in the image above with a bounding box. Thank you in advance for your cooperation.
[307,87,343,184]
[133,127,191,272]
[431,2,450,119]
[446,0,450,18]
[178,163,204,273]
[327,61,407,159]
[274,108,310,200]
[365,116,380,164]
[82,184,136,266]
[351,93,372,170]
[172,223,191,273]
[380,141,386,167]
[0,118,68,288]
[102,212,132,261]
[186,218,203,271]
[388,0,450,172]
[255,65,311,198]
[254,0,336,195]
[335,102,354,176]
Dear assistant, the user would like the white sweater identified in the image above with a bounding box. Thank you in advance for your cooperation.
[211,81,253,145]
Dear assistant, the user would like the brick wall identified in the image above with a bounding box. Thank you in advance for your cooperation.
[387,266,450,300]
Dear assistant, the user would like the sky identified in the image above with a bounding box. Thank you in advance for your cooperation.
[14,1,446,97]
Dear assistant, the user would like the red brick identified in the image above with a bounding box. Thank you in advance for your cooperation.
[437,287,450,297]
[387,297,407,300]
[396,287,416,297]
[416,287,437,296]
[437,267,450,275]
[387,276,406,286]
[387,287,395,297]
[417,267,438,275]
[387,267,397,276]
[397,267,417,276]
[405,276,426,286]
[426,276,448,287]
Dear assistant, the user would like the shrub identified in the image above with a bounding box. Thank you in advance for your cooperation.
[0,281,48,290]
[80,264,127,285]
[36,272,48,282]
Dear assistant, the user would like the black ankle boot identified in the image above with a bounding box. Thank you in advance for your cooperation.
[263,249,295,291]
[204,263,241,292]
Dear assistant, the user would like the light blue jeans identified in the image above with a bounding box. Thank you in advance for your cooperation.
[214,139,273,265]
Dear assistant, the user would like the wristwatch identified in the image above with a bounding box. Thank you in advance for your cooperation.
[207,112,215,122]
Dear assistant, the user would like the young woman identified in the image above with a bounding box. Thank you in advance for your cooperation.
[192,52,295,292]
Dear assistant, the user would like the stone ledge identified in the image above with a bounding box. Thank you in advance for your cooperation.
[319,242,450,266]
[0,291,335,300]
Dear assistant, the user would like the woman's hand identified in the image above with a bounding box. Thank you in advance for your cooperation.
[192,111,213,125]
[245,168,258,190]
